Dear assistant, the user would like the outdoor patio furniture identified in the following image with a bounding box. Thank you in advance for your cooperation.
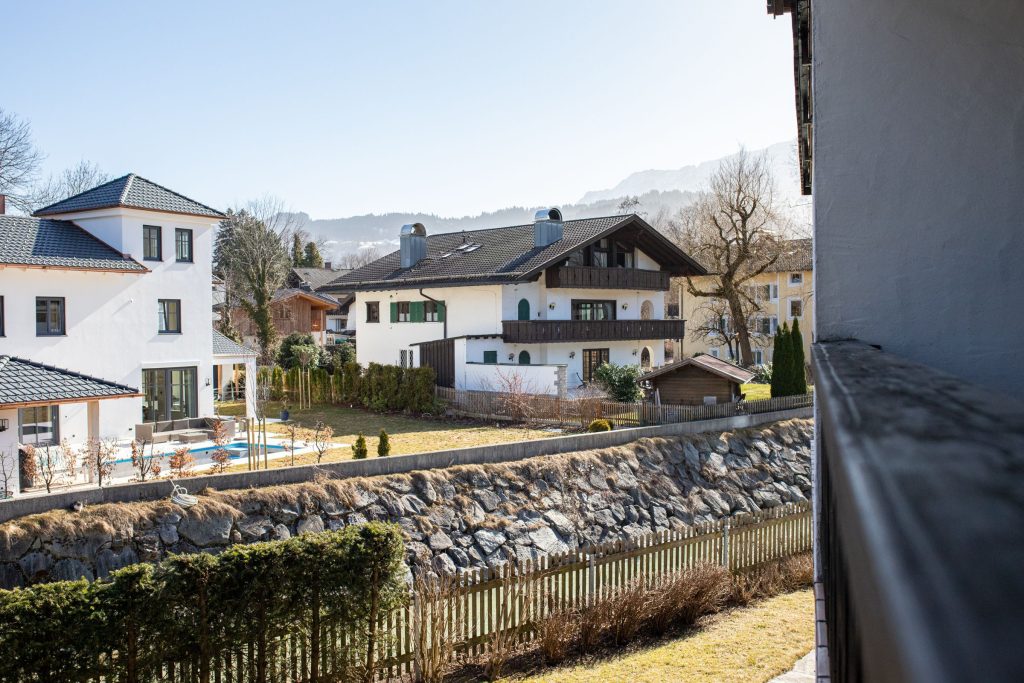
[177,431,208,444]
[135,417,238,444]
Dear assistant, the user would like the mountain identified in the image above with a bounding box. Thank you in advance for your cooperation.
[294,140,800,261]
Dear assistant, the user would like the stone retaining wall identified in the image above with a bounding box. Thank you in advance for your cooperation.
[0,418,812,588]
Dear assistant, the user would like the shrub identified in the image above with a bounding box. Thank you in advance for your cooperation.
[790,318,808,394]
[649,563,732,635]
[377,429,391,457]
[0,523,408,683]
[536,603,579,665]
[588,418,613,432]
[592,362,644,402]
[771,323,791,398]
[751,361,773,384]
[277,332,324,369]
[352,434,368,459]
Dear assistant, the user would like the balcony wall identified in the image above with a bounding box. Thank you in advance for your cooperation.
[544,266,670,291]
[502,319,684,343]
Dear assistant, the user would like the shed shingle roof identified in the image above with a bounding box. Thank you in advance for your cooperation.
[0,216,146,272]
[34,174,224,219]
[643,354,756,385]
[323,214,705,291]
[289,267,351,291]
[212,330,255,356]
[0,356,140,407]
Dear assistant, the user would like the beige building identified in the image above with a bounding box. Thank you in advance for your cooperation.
[677,238,812,366]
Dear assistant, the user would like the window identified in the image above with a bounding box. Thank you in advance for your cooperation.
[0,296,4,336]
[36,297,65,336]
[590,239,610,267]
[790,298,804,318]
[582,348,610,383]
[366,301,380,323]
[483,350,498,364]
[710,348,720,358]
[142,367,197,421]
[614,242,635,268]
[275,304,292,320]
[424,301,439,322]
[790,272,804,285]
[396,302,410,322]
[757,316,778,335]
[518,350,531,365]
[753,349,764,365]
[175,228,193,262]
[158,299,181,333]
[143,225,162,260]
[400,349,411,368]
[572,300,615,321]
[19,405,59,446]
[517,298,531,321]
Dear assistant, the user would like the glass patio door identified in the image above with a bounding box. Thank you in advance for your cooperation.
[142,367,197,421]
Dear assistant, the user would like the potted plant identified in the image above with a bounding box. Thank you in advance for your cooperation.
[280,404,290,421]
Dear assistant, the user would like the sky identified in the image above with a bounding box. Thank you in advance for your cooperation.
[2,1,796,219]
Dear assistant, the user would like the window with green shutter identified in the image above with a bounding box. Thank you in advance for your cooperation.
[483,350,497,364]
[390,302,398,322]
[410,301,425,322]
[436,301,445,322]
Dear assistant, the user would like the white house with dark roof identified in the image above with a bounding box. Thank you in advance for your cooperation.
[322,210,706,394]
[0,174,224,496]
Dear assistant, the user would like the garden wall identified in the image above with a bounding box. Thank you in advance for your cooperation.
[0,417,812,588]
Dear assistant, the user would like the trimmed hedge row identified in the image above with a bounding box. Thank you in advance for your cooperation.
[0,523,406,683]
[256,363,438,414]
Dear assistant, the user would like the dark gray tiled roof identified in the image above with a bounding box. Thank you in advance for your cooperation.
[288,267,350,290]
[0,216,146,272]
[212,330,255,356]
[0,356,139,407]
[34,174,224,219]
[323,214,705,291]
[768,238,812,272]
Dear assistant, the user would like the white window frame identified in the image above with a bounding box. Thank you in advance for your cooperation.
[788,297,804,319]
[790,272,804,285]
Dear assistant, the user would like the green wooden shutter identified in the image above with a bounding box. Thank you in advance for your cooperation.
[483,350,497,364]
[436,301,446,322]
[410,301,425,322]
[390,302,398,323]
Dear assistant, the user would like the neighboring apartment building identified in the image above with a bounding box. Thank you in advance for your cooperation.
[0,175,222,475]
[323,210,705,395]
[678,238,812,365]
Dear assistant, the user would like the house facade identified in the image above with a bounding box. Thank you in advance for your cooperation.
[0,175,222,493]
[323,211,705,395]
[230,287,339,350]
[285,266,355,344]
[678,238,812,366]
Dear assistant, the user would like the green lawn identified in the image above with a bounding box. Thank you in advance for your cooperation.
[508,589,813,683]
[741,383,772,400]
[215,401,557,469]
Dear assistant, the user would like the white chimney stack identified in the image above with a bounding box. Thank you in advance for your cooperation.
[534,208,563,247]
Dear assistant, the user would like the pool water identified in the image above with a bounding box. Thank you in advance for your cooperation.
[113,442,286,464]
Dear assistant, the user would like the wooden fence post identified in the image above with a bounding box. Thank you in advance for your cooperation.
[721,521,730,570]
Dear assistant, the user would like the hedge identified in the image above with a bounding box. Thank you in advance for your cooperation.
[0,523,407,683]
[256,362,438,415]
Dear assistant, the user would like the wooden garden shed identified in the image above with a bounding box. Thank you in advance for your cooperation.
[643,355,755,405]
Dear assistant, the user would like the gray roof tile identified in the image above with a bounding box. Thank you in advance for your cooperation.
[323,214,705,291]
[0,216,146,271]
[34,174,224,219]
[0,356,139,407]
[212,330,255,356]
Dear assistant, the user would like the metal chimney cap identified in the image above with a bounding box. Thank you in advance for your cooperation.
[534,208,562,223]
[401,222,427,236]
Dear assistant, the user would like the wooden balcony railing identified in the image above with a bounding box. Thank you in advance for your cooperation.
[502,319,685,343]
[814,341,1024,683]
[545,266,670,290]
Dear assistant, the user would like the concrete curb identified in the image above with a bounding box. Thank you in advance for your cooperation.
[0,407,812,523]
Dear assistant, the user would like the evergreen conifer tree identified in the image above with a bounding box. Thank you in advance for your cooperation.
[790,318,808,394]
[771,323,790,397]
[377,429,391,457]
[352,433,368,459]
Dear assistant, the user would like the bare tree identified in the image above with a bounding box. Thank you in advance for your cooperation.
[616,195,646,216]
[218,200,294,362]
[334,246,382,270]
[0,449,18,499]
[30,160,109,210]
[687,293,773,362]
[130,439,162,482]
[673,150,788,366]
[0,108,44,213]
[312,421,334,463]
[83,437,117,488]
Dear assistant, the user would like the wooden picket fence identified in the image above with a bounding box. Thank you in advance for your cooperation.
[436,386,813,428]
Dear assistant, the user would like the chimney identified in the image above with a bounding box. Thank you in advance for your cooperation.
[534,208,563,247]
[0,194,5,215]
[324,261,332,270]
[400,223,428,268]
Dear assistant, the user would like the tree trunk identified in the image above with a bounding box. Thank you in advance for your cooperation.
[727,293,754,366]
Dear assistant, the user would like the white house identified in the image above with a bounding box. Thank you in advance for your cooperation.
[322,210,706,395]
[0,174,227,495]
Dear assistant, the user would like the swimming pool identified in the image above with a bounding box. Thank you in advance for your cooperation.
[113,442,286,464]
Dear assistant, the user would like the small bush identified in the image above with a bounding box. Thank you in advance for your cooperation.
[352,434,368,459]
[649,563,732,635]
[536,603,579,665]
[587,418,613,432]
[732,553,814,606]
[377,430,391,457]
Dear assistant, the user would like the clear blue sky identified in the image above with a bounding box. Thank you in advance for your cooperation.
[2,1,796,218]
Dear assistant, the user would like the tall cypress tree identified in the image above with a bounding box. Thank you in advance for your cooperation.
[790,318,807,394]
[771,323,790,398]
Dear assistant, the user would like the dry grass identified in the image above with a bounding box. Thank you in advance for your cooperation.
[217,401,555,473]
[507,588,813,683]
[732,554,814,606]
[741,383,772,401]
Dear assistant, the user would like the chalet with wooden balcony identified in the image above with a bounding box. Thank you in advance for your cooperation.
[229,286,340,349]
[322,210,705,394]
